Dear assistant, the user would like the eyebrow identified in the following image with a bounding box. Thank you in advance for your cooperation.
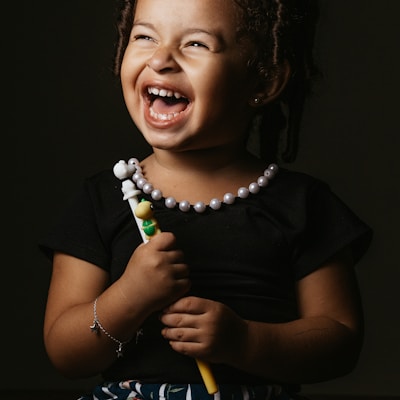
[132,21,154,29]
[183,28,221,38]
[132,21,224,42]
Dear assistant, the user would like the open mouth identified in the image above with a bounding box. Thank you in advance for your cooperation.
[146,86,190,121]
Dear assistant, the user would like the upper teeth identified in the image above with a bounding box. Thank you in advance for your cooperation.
[147,87,184,99]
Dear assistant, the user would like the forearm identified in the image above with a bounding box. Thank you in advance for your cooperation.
[231,316,363,384]
[44,283,149,378]
[45,237,190,379]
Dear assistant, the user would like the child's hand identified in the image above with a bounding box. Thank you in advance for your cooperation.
[118,232,191,315]
[160,296,248,365]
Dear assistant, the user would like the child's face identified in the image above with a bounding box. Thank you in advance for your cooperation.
[121,0,258,153]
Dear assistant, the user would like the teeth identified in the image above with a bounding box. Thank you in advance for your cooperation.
[149,87,159,95]
[159,89,168,97]
[149,107,182,121]
[147,86,185,100]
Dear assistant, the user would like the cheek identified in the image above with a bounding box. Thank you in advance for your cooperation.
[120,59,142,112]
[199,62,251,102]
[120,47,143,89]
[120,57,133,92]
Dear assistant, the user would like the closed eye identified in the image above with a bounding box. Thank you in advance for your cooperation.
[188,41,209,49]
[134,35,155,42]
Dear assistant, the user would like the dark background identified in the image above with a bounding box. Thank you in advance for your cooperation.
[7,1,399,397]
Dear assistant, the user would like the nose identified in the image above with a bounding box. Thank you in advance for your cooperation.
[147,46,180,73]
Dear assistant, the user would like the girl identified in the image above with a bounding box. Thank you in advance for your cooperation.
[40,1,372,399]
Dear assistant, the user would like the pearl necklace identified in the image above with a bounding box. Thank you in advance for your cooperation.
[127,157,278,213]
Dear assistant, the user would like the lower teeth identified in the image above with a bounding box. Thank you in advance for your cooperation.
[150,107,180,121]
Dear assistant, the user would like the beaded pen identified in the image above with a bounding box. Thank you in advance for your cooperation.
[113,159,218,395]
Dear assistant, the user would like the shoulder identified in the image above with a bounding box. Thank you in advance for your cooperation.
[66,168,131,230]
[272,168,372,270]
[273,167,328,191]
[267,167,363,225]
[263,167,332,210]
[82,168,125,205]
[85,168,122,191]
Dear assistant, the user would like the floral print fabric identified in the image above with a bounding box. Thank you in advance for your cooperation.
[77,381,302,400]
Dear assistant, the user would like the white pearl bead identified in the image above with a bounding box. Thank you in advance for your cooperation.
[265,163,278,179]
[165,197,177,209]
[249,182,260,194]
[179,200,191,212]
[128,158,139,165]
[143,183,154,194]
[122,158,279,213]
[269,163,279,172]
[257,176,269,187]
[136,178,147,189]
[223,193,235,204]
[151,189,162,201]
[209,198,222,210]
[264,169,273,179]
[194,202,206,213]
[133,172,143,182]
[238,187,249,199]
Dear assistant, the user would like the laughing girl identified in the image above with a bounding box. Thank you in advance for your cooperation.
[41,1,372,399]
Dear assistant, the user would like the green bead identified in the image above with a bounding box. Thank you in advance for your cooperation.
[143,220,156,236]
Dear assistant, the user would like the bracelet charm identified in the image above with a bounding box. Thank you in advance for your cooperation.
[90,297,131,358]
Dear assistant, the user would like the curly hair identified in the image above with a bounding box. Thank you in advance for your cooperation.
[112,0,319,163]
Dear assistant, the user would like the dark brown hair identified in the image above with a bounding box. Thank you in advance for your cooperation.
[112,0,319,163]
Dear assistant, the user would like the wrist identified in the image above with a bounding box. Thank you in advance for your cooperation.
[225,318,252,368]
[90,297,132,358]
[229,319,277,377]
[114,278,153,319]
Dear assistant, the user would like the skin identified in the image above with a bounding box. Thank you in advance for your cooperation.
[120,0,256,154]
[44,0,364,384]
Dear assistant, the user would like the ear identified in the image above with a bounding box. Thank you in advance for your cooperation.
[249,61,291,107]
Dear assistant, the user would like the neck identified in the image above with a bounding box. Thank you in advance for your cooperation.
[138,146,266,204]
[122,152,278,212]
[147,145,261,178]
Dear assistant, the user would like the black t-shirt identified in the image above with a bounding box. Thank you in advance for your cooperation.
[39,167,372,384]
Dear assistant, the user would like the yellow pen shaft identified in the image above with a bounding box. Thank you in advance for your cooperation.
[134,200,218,395]
[196,358,218,394]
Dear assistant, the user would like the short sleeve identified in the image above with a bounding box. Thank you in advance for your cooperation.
[292,180,373,279]
[39,179,111,270]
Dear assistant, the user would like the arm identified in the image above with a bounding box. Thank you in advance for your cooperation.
[240,247,364,383]
[44,232,190,378]
[160,247,364,384]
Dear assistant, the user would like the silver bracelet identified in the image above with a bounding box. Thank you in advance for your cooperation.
[90,297,131,358]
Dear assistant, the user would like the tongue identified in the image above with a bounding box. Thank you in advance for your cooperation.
[152,97,187,114]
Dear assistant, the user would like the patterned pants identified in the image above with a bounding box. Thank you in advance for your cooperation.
[77,381,304,400]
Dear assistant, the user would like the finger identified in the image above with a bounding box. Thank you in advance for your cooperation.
[164,250,186,264]
[166,335,207,359]
[162,326,199,343]
[161,310,199,328]
[163,296,207,315]
[171,263,190,279]
[148,232,178,250]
